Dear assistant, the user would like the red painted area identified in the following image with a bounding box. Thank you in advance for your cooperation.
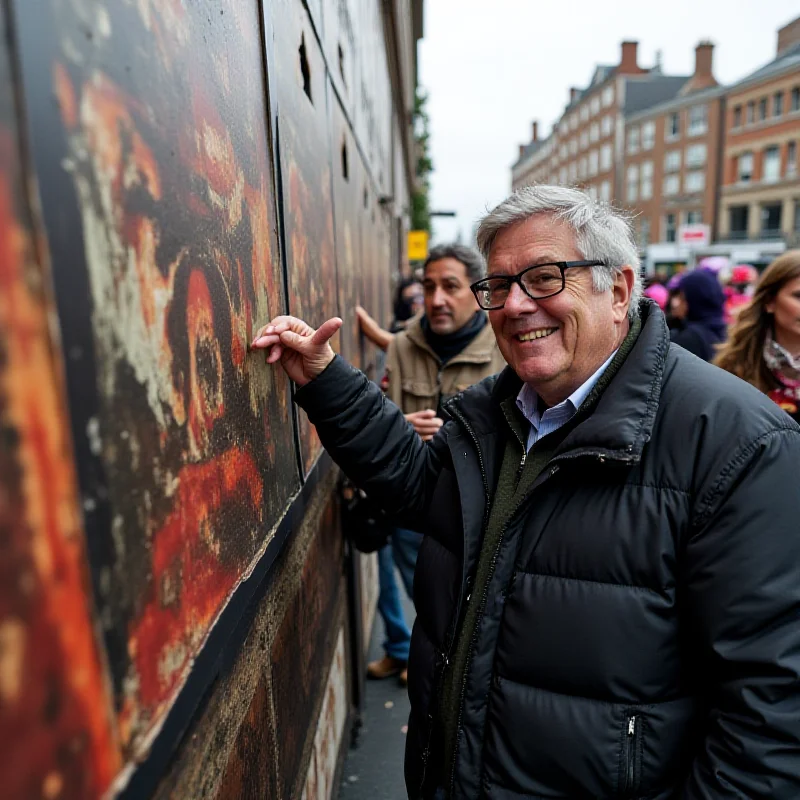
[186,269,226,451]
[0,130,120,796]
[125,446,264,715]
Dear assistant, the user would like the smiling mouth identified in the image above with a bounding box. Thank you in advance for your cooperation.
[516,327,558,342]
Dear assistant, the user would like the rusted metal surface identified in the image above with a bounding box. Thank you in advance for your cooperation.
[270,493,346,798]
[273,0,339,476]
[301,626,349,800]
[14,0,298,759]
[331,93,365,369]
[0,6,120,798]
[151,468,340,800]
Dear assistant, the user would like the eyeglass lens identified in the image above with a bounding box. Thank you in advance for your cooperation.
[477,264,563,308]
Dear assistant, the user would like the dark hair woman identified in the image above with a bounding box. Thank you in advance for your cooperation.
[715,250,800,423]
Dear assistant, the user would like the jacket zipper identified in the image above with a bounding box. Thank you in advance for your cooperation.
[417,401,490,793]
[445,405,529,797]
[622,714,637,797]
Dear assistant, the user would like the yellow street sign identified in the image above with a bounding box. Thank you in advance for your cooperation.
[407,230,429,262]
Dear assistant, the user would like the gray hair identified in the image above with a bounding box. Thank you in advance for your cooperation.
[425,243,486,283]
[476,185,642,319]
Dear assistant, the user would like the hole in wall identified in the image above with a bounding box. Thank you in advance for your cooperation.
[299,34,312,104]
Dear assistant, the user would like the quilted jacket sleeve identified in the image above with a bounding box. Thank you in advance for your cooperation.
[682,426,800,799]
[294,355,449,522]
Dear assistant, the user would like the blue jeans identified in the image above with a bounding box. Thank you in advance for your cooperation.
[377,527,423,661]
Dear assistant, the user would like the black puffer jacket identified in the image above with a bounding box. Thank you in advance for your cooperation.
[297,303,800,799]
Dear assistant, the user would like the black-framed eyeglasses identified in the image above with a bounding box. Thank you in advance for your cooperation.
[470,260,605,310]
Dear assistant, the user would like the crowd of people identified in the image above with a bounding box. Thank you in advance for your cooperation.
[644,253,800,422]
[252,184,800,799]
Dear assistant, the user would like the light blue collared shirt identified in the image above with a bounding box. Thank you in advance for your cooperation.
[515,350,617,451]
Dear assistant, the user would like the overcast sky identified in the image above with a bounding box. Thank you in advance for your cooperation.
[418,1,800,245]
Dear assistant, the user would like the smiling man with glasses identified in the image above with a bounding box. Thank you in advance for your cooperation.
[253,184,800,799]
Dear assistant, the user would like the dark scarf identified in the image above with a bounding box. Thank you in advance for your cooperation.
[420,311,487,365]
[764,332,800,420]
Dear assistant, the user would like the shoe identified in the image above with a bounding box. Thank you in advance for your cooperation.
[367,656,407,680]
[399,668,408,686]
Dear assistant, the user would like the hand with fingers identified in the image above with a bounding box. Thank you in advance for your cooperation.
[251,315,342,387]
[355,305,393,351]
[405,409,444,441]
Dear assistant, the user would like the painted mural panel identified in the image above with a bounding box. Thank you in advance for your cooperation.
[271,494,345,798]
[0,7,120,798]
[14,0,297,758]
[323,0,359,117]
[273,0,339,476]
[353,0,393,198]
[331,90,364,368]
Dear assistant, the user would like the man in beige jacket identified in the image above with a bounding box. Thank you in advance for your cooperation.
[369,244,506,685]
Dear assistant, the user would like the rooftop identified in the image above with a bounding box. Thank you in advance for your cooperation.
[728,40,800,92]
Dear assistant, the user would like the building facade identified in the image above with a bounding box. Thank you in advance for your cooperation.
[719,19,800,250]
[512,16,800,275]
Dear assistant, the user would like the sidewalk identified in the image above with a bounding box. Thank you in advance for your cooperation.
[337,578,414,800]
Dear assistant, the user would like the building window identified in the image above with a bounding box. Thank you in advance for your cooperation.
[685,171,705,193]
[686,210,703,225]
[601,115,613,137]
[666,112,680,140]
[761,203,782,234]
[560,144,568,160]
[590,96,600,116]
[763,146,780,182]
[570,138,578,155]
[686,143,707,167]
[579,157,587,180]
[688,104,707,136]
[665,213,677,243]
[793,87,800,112]
[602,86,614,107]
[580,105,589,122]
[729,206,749,237]
[746,101,755,124]
[580,130,589,150]
[641,160,654,200]
[627,126,640,154]
[759,97,768,121]
[733,105,742,127]
[589,149,599,177]
[626,165,639,203]
[600,143,612,171]
[738,151,753,183]
[569,162,578,182]
[590,122,599,142]
[600,180,611,201]
[642,121,655,150]
[559,166,568,184]
[664,150,681,172]
[788,141,797,176]
[774,92,784,117]
[664,174,680,196]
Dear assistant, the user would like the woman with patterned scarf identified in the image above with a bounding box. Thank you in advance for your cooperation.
[716,251,800,424]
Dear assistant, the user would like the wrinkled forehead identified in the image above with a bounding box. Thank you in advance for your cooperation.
[487,214,582,276]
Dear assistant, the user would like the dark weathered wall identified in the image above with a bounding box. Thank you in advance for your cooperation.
[0,0,413,796]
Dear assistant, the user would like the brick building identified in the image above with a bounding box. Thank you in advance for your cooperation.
[622,43,726,254]
[511,16,800,274]
[718,18,800,249]
[512,41,689,203]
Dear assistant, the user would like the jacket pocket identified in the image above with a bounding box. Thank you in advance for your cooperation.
[401,378,438,411]
[619,711,642,798]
